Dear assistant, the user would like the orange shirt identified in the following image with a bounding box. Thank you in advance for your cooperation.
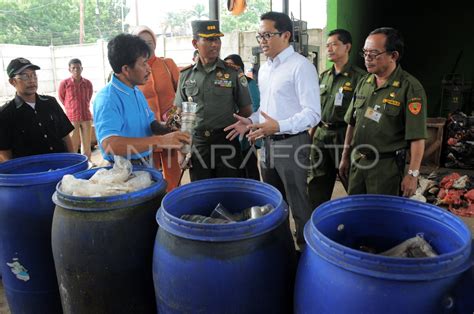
[138,56,179,121]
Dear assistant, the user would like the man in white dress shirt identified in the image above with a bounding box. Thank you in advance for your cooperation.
[225,11,321,248]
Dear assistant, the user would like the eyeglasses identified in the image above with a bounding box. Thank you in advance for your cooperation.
[256,32,283,43]
[359,50,389,60]
[14,73,37,81]
[326,42,342,49]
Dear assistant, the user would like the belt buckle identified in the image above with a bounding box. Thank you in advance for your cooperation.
[204,130,211,137]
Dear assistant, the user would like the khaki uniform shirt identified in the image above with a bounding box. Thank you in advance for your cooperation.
[319,63,366,126]
[309,63,365,179]
[175,59,251,130]
[344,65,427,153]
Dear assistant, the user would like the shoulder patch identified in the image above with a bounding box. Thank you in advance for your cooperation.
[408,102,422,115]
[180,64,194,72]
[239,75,248,87]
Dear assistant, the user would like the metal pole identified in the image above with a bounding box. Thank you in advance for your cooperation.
[121,0,125,32]
[209,0,219,20]
[282,0,289,15]
[135,0,139,26]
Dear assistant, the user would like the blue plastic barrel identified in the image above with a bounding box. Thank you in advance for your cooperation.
[0,153,88,313]
[153,178,297,314]
[51,166,166,313]
[294,195,473,314]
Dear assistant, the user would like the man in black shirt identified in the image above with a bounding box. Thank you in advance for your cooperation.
[0,58,74,162]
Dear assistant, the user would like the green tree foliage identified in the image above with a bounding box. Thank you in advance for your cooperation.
[220,0,270,33]
[188,3,208,20]
[162,4,209,37]
[162,10,191,36]
[0,0,128,46]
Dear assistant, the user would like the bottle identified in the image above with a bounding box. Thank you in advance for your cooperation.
[180,101,198,154]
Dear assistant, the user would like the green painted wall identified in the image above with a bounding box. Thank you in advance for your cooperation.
[326,0,474,117]
[326,0,373,69]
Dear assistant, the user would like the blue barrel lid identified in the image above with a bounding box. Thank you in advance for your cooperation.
[0,153,88,186]
[157,178,289,242]
[52,166,167,211]
[306,195,473,281]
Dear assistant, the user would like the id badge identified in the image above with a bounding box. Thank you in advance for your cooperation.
[364,107,382,123]
[334,87,343,107]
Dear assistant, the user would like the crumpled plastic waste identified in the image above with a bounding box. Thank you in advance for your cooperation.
[60,156,153,197]
[89,156,132,184]
[180,203,275,224]
[180,215,232,224]
[410,193,427,202]
[380,234,438,258]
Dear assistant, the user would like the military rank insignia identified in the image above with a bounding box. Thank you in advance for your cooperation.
[383,98,401,106]
[214,79,232,88]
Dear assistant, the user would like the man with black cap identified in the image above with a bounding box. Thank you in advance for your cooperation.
[0,57,74,162]
[175,20,252,181]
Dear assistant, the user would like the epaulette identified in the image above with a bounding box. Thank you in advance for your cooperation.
[321,68,331,75]
[38,94,54,101]
[180,64,194,72]
[225,63,241,72]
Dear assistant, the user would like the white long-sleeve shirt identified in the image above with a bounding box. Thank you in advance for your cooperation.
[250,45,321,134]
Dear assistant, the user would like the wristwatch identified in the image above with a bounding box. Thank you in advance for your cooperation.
[408,169,420,177]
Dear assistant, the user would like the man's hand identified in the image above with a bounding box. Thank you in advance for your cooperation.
[156,131,191,150]
[224,113,252,141]
[338,154,350,185]
[247,111,279,142]
[401,174,417,197]
[151,120,172,135]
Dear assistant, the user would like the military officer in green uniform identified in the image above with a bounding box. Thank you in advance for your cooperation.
[339,27,427,197]
[308,29,365,209]
[175,20,252,181]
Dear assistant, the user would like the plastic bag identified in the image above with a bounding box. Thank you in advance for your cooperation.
[209,203,275,222]
[180,214,232,224]
[89,156,132,184]
[380,234,438,258]
[60,156,153,197]
[210,203,239,222]
[125,171,153,191]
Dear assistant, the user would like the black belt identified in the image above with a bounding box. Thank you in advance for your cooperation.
[193,128,226,137]
[269,132,305,141]
[358,151,396,160]
[321,121,346,129]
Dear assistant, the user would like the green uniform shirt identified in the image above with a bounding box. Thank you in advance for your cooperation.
[344,65,427,153]
[175,58,251,130]
[319,63,366,126]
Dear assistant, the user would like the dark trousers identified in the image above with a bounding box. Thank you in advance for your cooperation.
[308,126,346,209]
[260,133,312,246]
[241,146,261,181]
[190,133,243,181]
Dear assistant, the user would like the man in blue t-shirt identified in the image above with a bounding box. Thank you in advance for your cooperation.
[94,34,190,165]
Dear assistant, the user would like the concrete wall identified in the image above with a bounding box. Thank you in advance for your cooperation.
[1,28,324,101]
[0,41,111,101]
